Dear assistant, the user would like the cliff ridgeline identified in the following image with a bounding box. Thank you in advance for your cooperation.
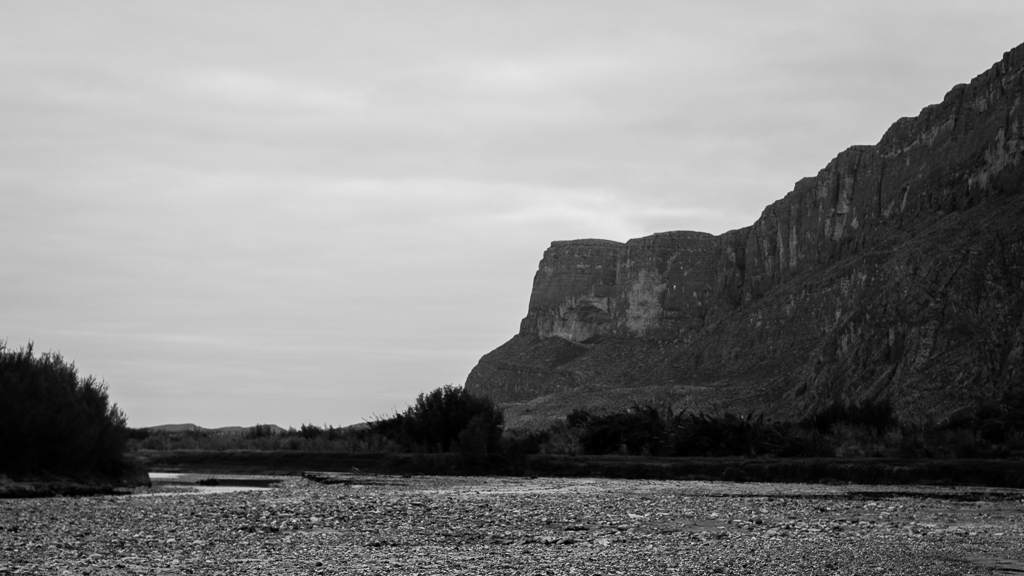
[466,42,1024,429]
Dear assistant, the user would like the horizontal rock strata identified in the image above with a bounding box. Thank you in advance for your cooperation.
[466,42,1024,427]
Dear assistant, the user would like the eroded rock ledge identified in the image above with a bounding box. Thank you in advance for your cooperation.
[467,42,1024,428]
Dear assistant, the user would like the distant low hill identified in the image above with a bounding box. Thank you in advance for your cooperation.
[146,423,287,435]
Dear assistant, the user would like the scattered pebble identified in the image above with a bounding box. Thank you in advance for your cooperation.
[1,475,1022,575]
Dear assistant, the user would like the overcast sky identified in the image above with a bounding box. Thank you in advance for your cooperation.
[2,2,1022,428]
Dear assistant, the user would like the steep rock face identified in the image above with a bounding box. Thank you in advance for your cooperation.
[520,231,748,344]
[615,231,730,339]
[521,239,623,342]
[466,43,1024,426]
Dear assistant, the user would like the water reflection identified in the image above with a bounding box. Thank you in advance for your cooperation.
[139,472,281,496]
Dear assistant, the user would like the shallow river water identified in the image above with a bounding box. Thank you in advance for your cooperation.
[139,473,281,496]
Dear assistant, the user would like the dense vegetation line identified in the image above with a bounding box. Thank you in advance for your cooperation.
[129,384,1024,463]
[0,342,136,482]
[5,334,1019,490]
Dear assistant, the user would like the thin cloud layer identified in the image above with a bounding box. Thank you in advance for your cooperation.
[2,1,1023,427]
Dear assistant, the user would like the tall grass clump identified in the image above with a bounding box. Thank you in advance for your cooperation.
[0,342,130,479]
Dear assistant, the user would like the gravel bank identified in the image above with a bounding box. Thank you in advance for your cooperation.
[2,475,1022,575]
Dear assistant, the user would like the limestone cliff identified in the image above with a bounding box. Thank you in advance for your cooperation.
[466,42,1024,429]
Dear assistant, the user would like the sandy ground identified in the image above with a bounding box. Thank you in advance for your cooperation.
[2,474,1023,575]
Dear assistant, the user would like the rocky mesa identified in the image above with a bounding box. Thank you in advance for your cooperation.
[465,42,1024,429]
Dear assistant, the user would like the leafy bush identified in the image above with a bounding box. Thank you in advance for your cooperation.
[372,385,504,453]
[940,387,1024,446]
[801,398,897,435]
[565,409,592,429]
[673,412,761,457]
[499,429,549,456]
[566,404,834,458]
[300,423,323,440]
[0,342,129,478]
[128,423,400,453]
[578,405,668,455]
[248,424,277,439]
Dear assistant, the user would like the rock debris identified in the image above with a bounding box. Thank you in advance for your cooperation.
[2,475,1023,575]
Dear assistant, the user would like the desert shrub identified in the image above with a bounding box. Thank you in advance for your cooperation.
[458,414,497,465]
[668,412,824,457]
[125,421,409,454]
[536,421,583,455]
[802,398,898,435]
[878,387,1024,458]
[771,425,835,458]
[578,405,669,455]
[499,429,549,456]
[372,385,504,453]
[828,423,895,458]
[565,409,592,429]
[300,423,324,440]
[567,405,835,458]
[248,424,277,439]
[941,387,1024,446]
[672,412,755,457]
[0,342,129,478]
[548,393,1024,460]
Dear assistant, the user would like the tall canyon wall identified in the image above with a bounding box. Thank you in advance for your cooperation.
[466,43,1024,428]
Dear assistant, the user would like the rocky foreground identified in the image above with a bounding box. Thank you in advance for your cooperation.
[2,475,1023,575]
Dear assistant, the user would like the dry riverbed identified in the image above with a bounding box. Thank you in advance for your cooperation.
[2,475,1023,575]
